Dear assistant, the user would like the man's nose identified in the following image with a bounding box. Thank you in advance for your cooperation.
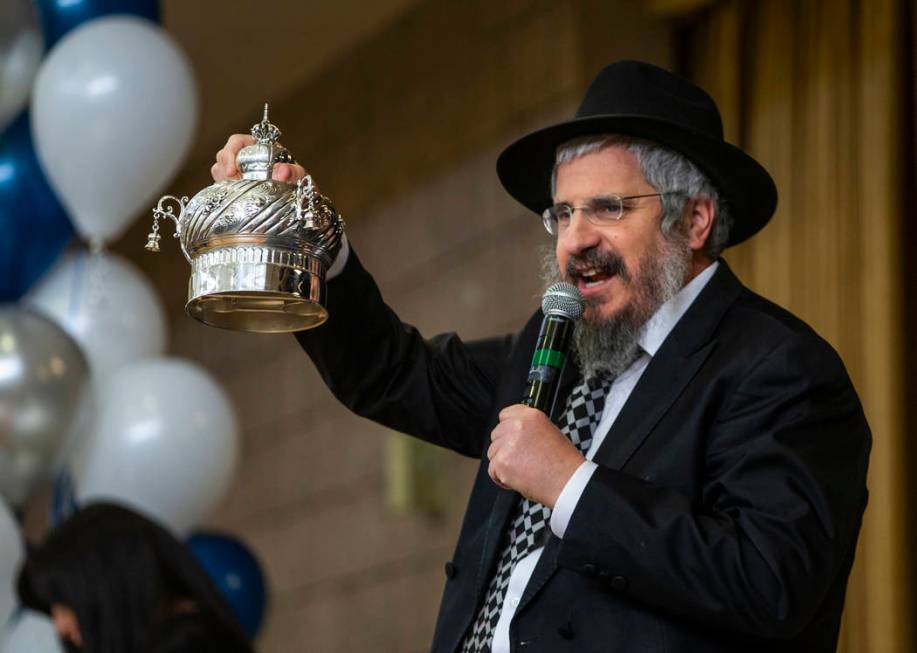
[558,211,601,255]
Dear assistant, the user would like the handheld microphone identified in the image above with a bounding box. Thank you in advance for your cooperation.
[522,282,583,413]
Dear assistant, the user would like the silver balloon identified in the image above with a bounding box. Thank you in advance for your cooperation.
[0,0,42,132]
[0,0,35,48]
[0,306,89,506]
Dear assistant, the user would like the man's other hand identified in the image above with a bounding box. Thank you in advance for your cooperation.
[487,404,585,508]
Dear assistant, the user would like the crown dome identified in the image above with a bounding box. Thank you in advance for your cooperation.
[146,105,345,333]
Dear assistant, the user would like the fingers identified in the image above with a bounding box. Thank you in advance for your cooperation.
[212,132,309,184]
[498,403,537,421]
[487,424,515,490]
[227,133,255,151]
[212,134,255,181]
[213,147,238,181]
[488,448,510,490]
[271,163,307,183]
[210,162,224,182]
[490,471,510,490]
[488,430,503,487]
[487,438,500,462]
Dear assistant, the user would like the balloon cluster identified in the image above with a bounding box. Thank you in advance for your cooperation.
[0,0,268,645]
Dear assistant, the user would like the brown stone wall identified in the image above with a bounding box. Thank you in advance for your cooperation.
[116,1,671,650]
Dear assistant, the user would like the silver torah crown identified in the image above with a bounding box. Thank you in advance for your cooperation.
[146,104,345,333]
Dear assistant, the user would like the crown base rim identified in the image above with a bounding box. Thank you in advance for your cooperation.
[187,246,328,332]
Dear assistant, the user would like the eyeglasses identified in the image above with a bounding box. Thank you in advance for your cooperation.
[541,193,679,235]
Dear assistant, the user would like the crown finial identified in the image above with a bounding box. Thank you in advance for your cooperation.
[251,103,281,144]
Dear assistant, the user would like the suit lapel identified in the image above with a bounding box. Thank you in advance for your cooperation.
[593,339,715,469]
[593,261,741,469]
[518,536,560,608]
[475,486,516,594]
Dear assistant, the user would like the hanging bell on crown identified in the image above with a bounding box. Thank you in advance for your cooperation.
[146,104,345,333]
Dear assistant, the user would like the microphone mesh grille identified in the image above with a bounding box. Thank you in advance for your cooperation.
[542,282,584,320]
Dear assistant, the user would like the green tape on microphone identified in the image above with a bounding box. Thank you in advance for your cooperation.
[531,348,565,369]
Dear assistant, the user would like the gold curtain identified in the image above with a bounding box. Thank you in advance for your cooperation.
[686,0,913,650]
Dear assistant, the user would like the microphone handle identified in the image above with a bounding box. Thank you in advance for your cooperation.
[522,314,575,413]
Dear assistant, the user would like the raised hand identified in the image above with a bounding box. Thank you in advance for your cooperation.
[210,133,307,183]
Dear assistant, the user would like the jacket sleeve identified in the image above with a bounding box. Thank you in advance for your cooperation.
[555,333,871,638]
[295,247,513,458]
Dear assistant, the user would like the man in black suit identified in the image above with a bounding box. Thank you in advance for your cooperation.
[214,61,870,652]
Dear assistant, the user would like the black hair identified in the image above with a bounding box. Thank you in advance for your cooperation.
[17,502,255,653]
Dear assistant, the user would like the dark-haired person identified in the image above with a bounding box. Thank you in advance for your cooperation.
[213,60,871,652]
[17,502,254,653]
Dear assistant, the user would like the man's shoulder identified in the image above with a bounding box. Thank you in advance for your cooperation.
[714,279,848,378]
[729,284,819,337]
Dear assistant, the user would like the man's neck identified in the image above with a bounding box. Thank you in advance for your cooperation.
[687,253,715,284]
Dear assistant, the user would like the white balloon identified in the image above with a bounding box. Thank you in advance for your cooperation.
[0,610,63,653]
[0,501,23,630]
[31,16,198,244]
[0,28,43,132]
[27,249,167,381]
[72,358,239,533]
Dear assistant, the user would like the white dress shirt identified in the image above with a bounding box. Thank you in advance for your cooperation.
[490,261,719,653]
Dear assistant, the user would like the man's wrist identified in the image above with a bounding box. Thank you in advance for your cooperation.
[544,450,587,509]
[550,461,598,538]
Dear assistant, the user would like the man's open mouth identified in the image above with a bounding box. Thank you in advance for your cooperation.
[567,249,627,291]
[574,267,616,288]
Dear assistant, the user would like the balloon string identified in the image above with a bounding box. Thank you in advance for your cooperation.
[67,250,86,323]
[87,248,108,308]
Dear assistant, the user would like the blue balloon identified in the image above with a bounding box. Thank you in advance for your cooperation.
[0,111,73,301]
[187,532,268,640]
[34,0,160,49]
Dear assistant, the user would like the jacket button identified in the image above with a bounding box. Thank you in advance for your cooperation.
[582,563,597,577]
[444,561,457,579]
[610,575,628,590]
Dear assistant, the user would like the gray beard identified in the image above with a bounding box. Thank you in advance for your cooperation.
[541,231,692,380]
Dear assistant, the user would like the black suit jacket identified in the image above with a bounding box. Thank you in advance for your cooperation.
[296,250,870,653]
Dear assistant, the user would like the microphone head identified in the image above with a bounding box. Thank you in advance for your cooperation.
[542,282,584,320]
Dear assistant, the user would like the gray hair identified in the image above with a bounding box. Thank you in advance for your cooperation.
[551,135,733,258]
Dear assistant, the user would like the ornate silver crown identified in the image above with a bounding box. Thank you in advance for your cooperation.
[145,104,345,333]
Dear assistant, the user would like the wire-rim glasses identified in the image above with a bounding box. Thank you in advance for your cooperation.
[541,192,681,235]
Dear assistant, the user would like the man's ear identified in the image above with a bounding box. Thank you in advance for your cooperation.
[685,197,715,252]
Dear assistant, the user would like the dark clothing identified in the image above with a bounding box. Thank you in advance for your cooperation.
[296,250,871,653]
[151,613,252,653]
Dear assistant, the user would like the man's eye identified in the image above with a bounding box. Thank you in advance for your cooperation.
[591,200,621,217]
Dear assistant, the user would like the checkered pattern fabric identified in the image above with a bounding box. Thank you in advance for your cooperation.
[461,375,612,653]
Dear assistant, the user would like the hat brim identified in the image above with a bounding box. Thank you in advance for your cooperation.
[496,114,777,247]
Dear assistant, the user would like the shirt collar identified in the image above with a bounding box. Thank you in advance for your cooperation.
[638,261,719,357]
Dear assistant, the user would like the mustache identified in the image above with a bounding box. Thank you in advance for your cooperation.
[565,248,630,282]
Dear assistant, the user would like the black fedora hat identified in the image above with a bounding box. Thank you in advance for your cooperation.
[496,60,777,247]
